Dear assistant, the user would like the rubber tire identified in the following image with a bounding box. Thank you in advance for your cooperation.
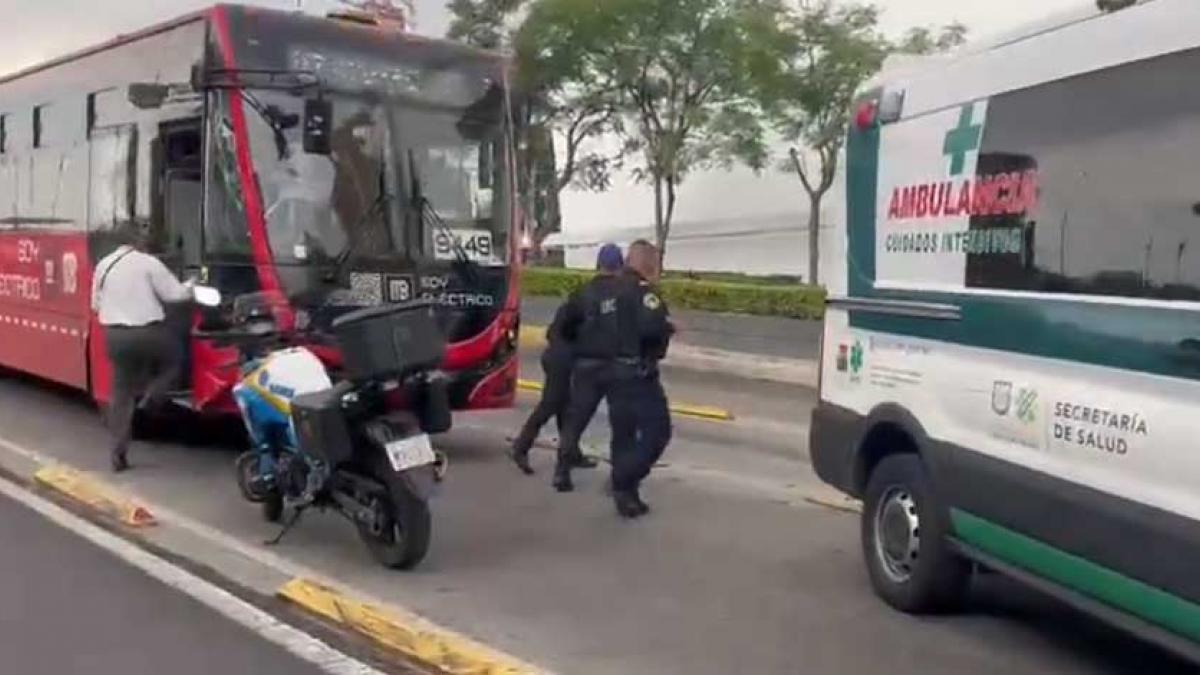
[356,454,432,570]
[235,452,268,504]
[861,454,970,614]
[261,492,284,524]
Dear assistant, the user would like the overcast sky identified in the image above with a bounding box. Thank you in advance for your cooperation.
[1,0,1092,77]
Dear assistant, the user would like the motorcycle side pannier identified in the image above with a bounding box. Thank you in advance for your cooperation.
[291,382,354,465]
[332,301,446,382]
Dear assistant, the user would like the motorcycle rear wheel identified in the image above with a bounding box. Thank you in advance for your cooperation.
[355,456,431,570]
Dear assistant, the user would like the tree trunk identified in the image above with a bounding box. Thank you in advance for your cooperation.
[807,193,822,287]
[653,174,665,252]
[537,191,562,247]
[659,176,677,268]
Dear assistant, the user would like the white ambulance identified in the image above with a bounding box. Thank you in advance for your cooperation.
[810,0,1200,661]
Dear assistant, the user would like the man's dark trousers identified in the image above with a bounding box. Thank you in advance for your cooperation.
[608,369,672,495]
[512,349,573,455]
[555,359,612,474]
[104,323,180,462]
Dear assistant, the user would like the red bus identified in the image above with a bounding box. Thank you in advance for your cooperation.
[0,4,521,415]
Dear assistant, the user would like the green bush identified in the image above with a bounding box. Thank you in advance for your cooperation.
[521,267,825,320]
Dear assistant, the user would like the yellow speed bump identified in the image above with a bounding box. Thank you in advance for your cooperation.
[34,464,156,527]
[517,379,733,422]
[279,578,545,675]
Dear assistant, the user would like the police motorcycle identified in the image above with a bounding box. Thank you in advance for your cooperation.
[191,286,451,570]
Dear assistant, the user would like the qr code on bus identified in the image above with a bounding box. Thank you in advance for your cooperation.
[348,272,383,306]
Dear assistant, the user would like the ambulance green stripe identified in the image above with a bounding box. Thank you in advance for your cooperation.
[952,509,1200,642]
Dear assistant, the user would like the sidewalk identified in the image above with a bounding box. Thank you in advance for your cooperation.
[520,296,820,387]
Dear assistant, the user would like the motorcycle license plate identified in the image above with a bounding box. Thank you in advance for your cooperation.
[384,434,436,472]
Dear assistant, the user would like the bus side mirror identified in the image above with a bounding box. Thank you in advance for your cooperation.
[128,83,170,110]
[303,98,333,155]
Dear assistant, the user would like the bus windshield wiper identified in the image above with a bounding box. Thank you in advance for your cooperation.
[324,189,392,283]
[238,91,297,160]
[407,149,479,284]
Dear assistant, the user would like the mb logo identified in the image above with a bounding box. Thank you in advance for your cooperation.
[386,275,413,303]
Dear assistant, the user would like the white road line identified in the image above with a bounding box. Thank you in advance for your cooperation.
[0,476,386,675]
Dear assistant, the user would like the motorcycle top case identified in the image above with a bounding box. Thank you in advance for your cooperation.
[291,381,354,466]
[332,301,446,382]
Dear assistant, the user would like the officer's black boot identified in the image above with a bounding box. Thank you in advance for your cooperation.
[568,453,598,470]
[507,445,535,476]
[631,488,650,515]
[613,490,643,519]
[552,464,574,493]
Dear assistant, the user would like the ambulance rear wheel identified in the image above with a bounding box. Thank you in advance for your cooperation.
[862,454,969,614]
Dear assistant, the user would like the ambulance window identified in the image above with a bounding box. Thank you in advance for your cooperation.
[966,47,1200,302]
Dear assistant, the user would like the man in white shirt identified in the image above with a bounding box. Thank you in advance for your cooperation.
[91,235,194,472]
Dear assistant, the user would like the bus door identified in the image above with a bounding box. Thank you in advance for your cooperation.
[153,119,204,396]
[155,119,204,277]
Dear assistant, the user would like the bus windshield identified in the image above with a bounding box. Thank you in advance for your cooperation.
[205,84,511,301]
[207,86,509,264]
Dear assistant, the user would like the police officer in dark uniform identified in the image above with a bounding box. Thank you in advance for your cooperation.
[551,245,634,492]
[553,240,674,516]
[606,240,673,517]
[507,244,624,474]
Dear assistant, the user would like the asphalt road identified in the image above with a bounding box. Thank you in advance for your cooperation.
[0,490,333,675]
[0,357,1191,675]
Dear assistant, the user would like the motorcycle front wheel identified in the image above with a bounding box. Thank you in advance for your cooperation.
[355,456,432,570]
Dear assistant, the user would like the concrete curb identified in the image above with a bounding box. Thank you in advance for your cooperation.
[516,379,735,422]
[519,325,817,387]
[34,464,157,527]
[279,578,550,675]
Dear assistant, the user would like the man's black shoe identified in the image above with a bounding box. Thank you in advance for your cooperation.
[552,469,574,493]
[568,454,598,470]
[613,491,644,519]
[632,492,651,515]
[111,451,130,473]
[508,448,535,476]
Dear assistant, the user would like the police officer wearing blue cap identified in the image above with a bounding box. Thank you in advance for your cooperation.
[553,240,674,517]
[508,243,624,475]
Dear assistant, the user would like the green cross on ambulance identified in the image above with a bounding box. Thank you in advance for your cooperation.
[810,0,1200,662]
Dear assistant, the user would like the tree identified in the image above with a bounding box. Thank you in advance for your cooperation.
[446,0,526,50]
[519,0,793,262]
[448,0,618,250]
[768,1,965,285]
[894,23,968,55]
